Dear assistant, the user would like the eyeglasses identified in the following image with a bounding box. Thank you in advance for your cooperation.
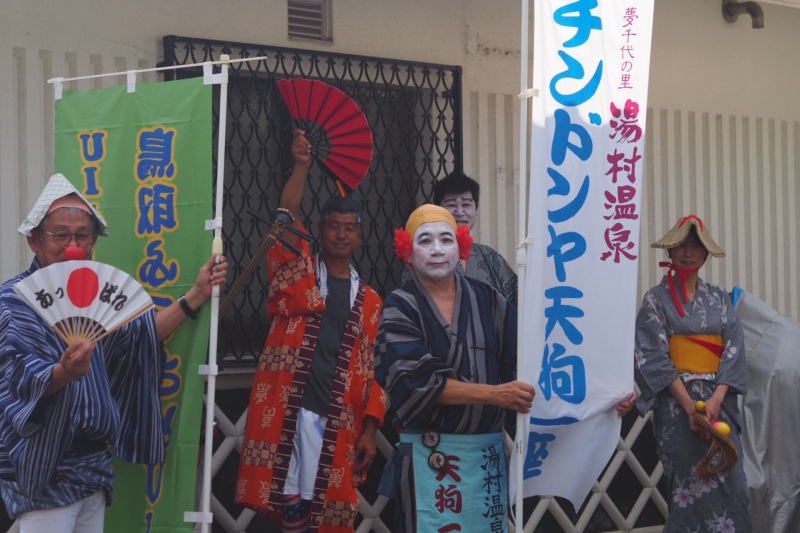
[44,231,97,248]
[422,429,446,472]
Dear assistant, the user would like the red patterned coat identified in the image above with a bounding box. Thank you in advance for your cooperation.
[236,233,386,532]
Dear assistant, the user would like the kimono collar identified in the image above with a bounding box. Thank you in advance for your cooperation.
[659,262,700,317]
[30,257,44,273]
[409,269,464,335]
[315,254,359,308]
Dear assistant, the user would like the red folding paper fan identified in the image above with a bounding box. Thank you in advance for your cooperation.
[275,78,374,196]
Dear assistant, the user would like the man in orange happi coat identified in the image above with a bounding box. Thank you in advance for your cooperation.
[236,131,386,533]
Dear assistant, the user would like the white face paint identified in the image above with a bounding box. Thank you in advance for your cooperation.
[410,221,459,282]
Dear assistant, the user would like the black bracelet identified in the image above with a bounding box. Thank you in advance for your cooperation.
[178,295,198,320]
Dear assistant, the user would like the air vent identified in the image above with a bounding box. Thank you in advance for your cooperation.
[288,0,332,43]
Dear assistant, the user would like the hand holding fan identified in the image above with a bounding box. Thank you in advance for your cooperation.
[275,78,373,196]
[13,261,154,346]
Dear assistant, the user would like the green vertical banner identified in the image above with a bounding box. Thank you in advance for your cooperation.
[54,77,213,533]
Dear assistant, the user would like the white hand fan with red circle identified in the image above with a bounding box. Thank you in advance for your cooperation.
[13,261,154,345]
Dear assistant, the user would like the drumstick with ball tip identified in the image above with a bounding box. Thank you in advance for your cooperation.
[693,399,738,478]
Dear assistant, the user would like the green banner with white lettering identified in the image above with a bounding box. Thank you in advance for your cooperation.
[55,76,212,533]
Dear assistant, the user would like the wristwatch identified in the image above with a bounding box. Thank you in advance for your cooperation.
[178,294,198,320]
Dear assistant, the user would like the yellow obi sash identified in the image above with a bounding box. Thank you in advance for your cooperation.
[669,335,723,373]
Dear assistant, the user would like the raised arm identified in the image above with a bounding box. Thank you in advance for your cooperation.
[279,129,313,245]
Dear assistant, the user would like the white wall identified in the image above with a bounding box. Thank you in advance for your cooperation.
[642,0,800,319]
[649,0,800,120]
[4,0,799,111]
[0,0,521,91]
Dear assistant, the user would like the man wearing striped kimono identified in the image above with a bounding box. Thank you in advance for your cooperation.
[0,174,227,532]
[376,204,535,533]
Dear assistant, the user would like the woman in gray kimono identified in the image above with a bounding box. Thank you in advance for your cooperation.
[634,215,751,533]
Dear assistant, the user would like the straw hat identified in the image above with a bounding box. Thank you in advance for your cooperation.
[651,215,724,258]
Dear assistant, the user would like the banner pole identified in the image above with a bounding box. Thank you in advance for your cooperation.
[514,0,531,531]
[200,54,229,533]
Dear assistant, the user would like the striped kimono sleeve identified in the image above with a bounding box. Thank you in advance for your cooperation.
[375,290,456,429]
[0,287,74,499]
[487,283,518,386]
[103,309,164,464]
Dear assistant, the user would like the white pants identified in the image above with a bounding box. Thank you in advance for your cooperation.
[283,407,327,500]
[19,489,106,533]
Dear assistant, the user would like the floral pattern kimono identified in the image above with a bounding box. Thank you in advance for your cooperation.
[634,276,752,533]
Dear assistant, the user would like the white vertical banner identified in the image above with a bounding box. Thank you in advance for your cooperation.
[520,0,655,508]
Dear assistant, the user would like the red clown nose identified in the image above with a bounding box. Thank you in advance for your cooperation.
[64,246,85,261]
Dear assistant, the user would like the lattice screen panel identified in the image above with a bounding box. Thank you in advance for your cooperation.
[202,380,668,533]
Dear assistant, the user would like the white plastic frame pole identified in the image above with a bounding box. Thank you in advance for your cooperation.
[46,56,268,86]
[514,0,531,531]
[200,54,230,533]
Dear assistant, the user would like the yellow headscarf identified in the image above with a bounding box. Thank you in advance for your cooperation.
[404,204,457,239]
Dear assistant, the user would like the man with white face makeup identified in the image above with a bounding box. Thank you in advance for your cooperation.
[376,204,533,533]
